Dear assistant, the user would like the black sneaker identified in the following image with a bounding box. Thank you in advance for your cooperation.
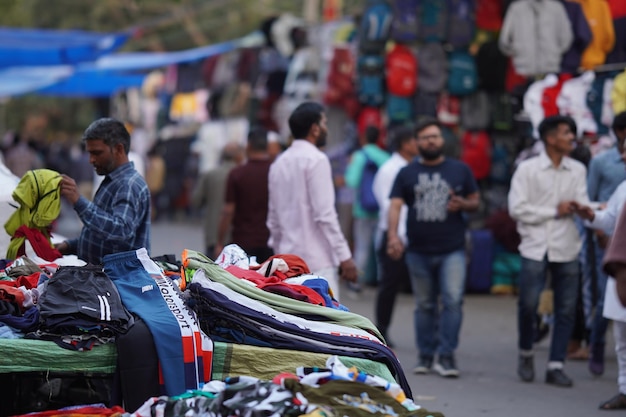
[545,368,573,387]
[413,355,434,374]
[517,355,534,382]
[434,355,459,378]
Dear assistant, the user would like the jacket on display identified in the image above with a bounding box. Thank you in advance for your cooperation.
[606,0,626,64]
[499,0,573,76]
[568,0,615,70]
[560,0,592,73]
[4,169,62,260]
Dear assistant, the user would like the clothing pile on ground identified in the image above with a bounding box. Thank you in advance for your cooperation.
[0,244,443,417]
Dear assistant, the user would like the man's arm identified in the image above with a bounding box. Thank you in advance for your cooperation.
[306,157,356,282]
[448,191,480,212]
[387,197,405,260]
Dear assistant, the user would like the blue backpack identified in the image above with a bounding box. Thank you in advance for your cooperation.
[391,0,421,42]
[447,51,478,96]
[446,0,475,48]
[387,94,414,123]
[358,0,393,54]
[359,152,380,213]
[419,0,448,42]
[357,54,386,106]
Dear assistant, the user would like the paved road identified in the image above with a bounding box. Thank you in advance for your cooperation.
[151,220,619,417]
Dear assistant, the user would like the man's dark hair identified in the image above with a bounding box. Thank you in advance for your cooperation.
[389,125,415,151]
[414,116,441,137]
[248,126,268,151]
[364,126,380,144]
[288,101,324,139]
[82,118,131,154]
[538,115,576,142]
[613,111,626,133]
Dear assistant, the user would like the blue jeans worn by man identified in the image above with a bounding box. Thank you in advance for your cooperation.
[406,249,466,377]
[518,257,579,379]
[588,239,610,375]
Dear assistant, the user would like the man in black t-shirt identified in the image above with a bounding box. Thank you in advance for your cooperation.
[387,117,480,378]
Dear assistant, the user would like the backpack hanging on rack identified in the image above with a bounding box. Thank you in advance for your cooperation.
[461,91,490,130]
[418,42,448,94]
[385,43,418,97]
[357,54,386,106]
[460,130,492,180]
[391,0,421,42]
[358,0,393,55]
[448,50,478,96]
[418,0,448,42]
[446,0,476,49]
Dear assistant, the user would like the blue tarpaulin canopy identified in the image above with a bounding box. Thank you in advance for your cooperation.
[36,68,147,97]
[0,27,131,68]
[0,29,264,98]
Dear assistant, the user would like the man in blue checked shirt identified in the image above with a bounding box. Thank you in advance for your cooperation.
[55,118,151,265]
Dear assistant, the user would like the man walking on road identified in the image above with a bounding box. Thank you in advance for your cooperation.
[508,115,592,387]
[387,117,480,377]
[215,127,273,262]
[266,101,357,300]
[372,126,418,347]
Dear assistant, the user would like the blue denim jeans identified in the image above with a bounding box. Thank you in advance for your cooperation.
[405,249,467,357]
[353,217,378,284]
[589,240,609,347]
[518,256,579,362]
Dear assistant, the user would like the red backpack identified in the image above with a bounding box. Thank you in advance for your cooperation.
[324,46,360,118]
[385,43,418,97]
[324,46,356,104]
[461,130,492,180]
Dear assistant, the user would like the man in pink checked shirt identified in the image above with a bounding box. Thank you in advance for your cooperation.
[266,102,358,301]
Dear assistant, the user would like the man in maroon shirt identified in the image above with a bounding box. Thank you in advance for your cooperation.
[215,127,274,262]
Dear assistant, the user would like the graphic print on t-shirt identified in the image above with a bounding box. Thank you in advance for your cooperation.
[413,172,450,222]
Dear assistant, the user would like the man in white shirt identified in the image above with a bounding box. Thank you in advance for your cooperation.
[509,115,591,387]
[266,102,357,300]
[372,126,418,347]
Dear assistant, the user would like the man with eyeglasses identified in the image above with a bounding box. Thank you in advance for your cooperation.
[387,117,480,378]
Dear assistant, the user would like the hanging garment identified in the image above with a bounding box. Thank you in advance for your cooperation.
[587,73,617,135]
[557,70,598,137]
[4,169,61,260]
[606,0,626,64]
[567,0,615,70]
[601,77,615,129]
[104,248,213,396]
[499,0,573,76]
[560,0,593,73]
[542,73,573,117]
[523,74,559,138]
[612,69,626,114]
